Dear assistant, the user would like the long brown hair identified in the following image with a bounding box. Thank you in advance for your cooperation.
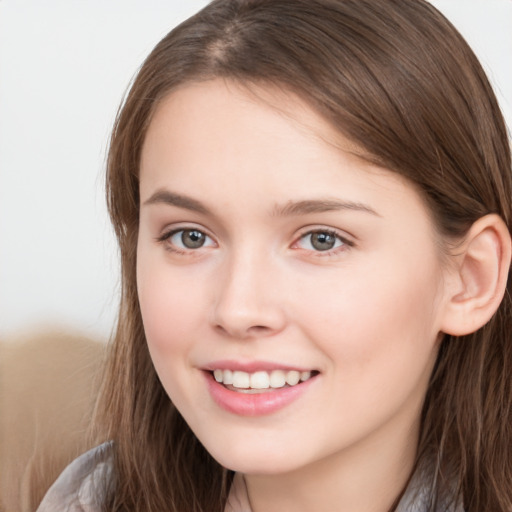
[95,1,512,510]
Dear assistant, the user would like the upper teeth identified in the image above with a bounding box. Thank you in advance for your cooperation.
[213,369,312,389]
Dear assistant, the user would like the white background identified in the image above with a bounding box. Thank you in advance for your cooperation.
[1,0,511,341]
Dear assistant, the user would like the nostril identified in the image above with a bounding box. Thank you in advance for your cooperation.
[246,325,276,337]
[250,325,270,332]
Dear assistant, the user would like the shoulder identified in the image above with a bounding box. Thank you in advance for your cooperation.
[36,442,113,512]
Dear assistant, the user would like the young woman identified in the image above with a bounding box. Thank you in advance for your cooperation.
[37,0,512,511]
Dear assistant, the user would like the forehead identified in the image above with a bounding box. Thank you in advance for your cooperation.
[145,79,370,157]
[139,79,432,230]
[142,79,379,183]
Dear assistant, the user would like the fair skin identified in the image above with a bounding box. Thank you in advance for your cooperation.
[136,79,458,512]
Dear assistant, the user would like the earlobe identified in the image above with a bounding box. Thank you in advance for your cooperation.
[441,214,511,336]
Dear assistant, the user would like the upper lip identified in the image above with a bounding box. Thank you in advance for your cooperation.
[202,360,316,373]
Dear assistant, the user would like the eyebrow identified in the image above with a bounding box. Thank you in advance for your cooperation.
[271,199,380,217]
[143,190,211,215]
[143,189,380,218]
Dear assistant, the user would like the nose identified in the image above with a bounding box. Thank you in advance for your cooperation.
[211,249,287,339]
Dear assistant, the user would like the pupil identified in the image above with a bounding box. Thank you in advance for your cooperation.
[311,232,335,251]
[182,230,205,249]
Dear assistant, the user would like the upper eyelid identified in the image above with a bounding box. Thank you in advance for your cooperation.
[291,231,355,261]
[157,228,216,253]
[157,224,215,240]
[294,226,355,243]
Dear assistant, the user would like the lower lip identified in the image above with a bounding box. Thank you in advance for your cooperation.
[204,371,317,416]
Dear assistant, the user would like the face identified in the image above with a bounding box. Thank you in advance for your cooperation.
[137,79,451,477]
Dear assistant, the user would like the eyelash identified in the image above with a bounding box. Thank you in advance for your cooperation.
[156,227,354,256]
[293,228,354,257]
[156,228,216,255]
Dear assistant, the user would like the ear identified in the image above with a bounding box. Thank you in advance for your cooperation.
[441,214,511,336]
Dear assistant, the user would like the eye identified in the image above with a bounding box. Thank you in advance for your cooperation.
[295,230,350,252]
[161,228,215,251]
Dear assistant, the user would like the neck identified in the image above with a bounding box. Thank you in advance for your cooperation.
[244,414,420,512]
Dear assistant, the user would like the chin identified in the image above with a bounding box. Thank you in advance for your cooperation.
[223,458,300,476]
[204,439,306,475]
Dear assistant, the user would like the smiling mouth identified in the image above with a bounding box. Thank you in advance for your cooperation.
[211,369,319,393]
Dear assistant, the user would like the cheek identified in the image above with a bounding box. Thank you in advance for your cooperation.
[301,264,443,444]
[136,253,210,412]
[299,252,444,384]
[136,252,205,357]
